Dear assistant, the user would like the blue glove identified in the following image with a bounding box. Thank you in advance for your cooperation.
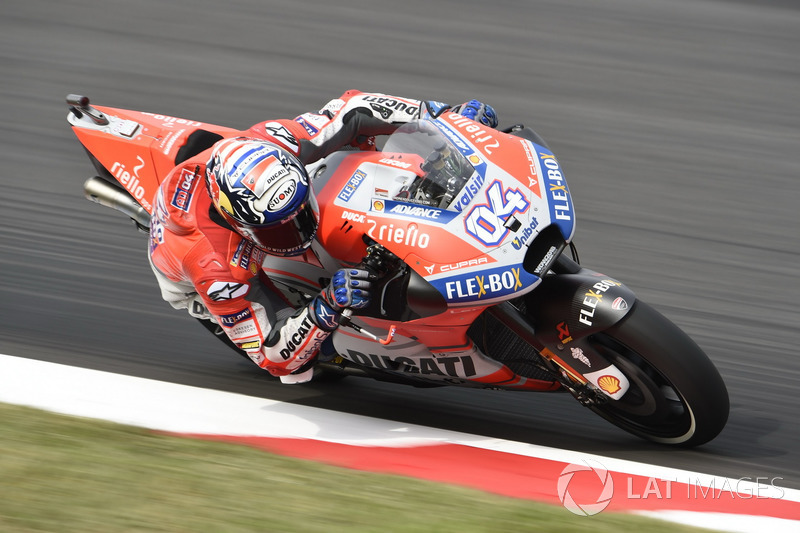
[310,268,373,330]
[451,100,499,128]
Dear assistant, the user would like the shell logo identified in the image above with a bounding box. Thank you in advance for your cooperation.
[597,375,621,395]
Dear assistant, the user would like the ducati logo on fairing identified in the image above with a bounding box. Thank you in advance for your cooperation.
[343,350,478,377]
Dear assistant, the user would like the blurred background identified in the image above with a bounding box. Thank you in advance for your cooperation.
[1,0,798,488]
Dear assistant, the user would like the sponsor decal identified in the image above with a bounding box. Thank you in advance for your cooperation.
[341,210,366,224]
[612,297,628,310]
[229,318,258,339]
[241,154,287,196]
[148,221,163,253]
[539,151,572,222]
[431,119,476,159]
[219,308,253,326]
[170,168,198,212]
[451,173,486,212]
[337,169,368,202]
[578,279,622,326]
[110,157,150,209]
[520,140,542,196]
[299,112,329,129]
[279,314,326,361]
[249,247,266,274]
[207,281,249,301]
[295,116,320,135]
[263,122,299,152]
[557,321,573,344]
[343,350,478,377]
[149,190,165,253]
[313,301,339,330]
[266,177,298,212]
[571,347,591,367]
[378,157,412,169]
[533,245,559,276]
[446,113,501,155]
[158,129,185,155]
[230,239,265,274]
[320,98,344,115]
[434,265,532,303]
[597,375,622,395]
[511,216,540,250]
[464,180,530,246]
[439,256,489,273]
[230,239,248,267]
[238,340,261,351]
[366,220,430,248]
[141,112,202,128]
[362,95,419,117]
[374,200,458,224]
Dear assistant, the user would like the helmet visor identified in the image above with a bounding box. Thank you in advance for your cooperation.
[236,199,318,257]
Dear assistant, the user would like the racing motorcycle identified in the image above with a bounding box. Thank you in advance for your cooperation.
[65,94,729,447]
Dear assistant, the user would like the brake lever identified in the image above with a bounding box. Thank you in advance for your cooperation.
[339,309,396,345]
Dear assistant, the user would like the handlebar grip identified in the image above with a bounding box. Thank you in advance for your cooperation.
[340,308,353,326]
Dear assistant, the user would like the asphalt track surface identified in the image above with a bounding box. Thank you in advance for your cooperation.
[2,0,798,491]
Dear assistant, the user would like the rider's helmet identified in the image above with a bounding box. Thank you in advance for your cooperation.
[206,137,317,256]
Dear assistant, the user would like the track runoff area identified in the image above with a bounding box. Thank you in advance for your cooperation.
[1,354,797,531]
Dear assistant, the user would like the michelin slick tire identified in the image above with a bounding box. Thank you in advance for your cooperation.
[582,300,729,447]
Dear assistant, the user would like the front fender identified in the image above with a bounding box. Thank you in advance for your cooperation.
[524,267,637,347]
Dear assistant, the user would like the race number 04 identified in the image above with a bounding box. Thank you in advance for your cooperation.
[465,180,529,246]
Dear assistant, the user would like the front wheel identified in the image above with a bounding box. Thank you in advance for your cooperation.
[581,301,729,447]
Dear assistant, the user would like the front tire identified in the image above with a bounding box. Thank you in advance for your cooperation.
[582,301,729,447]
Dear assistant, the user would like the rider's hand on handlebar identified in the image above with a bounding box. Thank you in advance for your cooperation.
[451,100,499,129]
[310,268,374,330]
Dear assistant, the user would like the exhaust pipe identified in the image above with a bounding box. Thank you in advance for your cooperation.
[83,176,151,229]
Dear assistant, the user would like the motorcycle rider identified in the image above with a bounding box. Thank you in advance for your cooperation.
[148,90,498,383]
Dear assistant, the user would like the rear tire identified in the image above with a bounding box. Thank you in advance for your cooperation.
[582,301,729,447]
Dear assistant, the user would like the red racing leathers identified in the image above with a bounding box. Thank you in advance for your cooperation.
[148,91,422,379]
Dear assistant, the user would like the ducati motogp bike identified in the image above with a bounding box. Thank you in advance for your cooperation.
[66,94,729,446]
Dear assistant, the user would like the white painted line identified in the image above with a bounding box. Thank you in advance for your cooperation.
[634,511,800,533]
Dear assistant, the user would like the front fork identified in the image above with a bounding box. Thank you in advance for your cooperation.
[491,255,638,403]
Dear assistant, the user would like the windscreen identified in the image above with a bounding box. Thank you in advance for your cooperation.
[381,121,477,209]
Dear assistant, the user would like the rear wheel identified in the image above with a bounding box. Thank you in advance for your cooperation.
[581,301,728,447]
